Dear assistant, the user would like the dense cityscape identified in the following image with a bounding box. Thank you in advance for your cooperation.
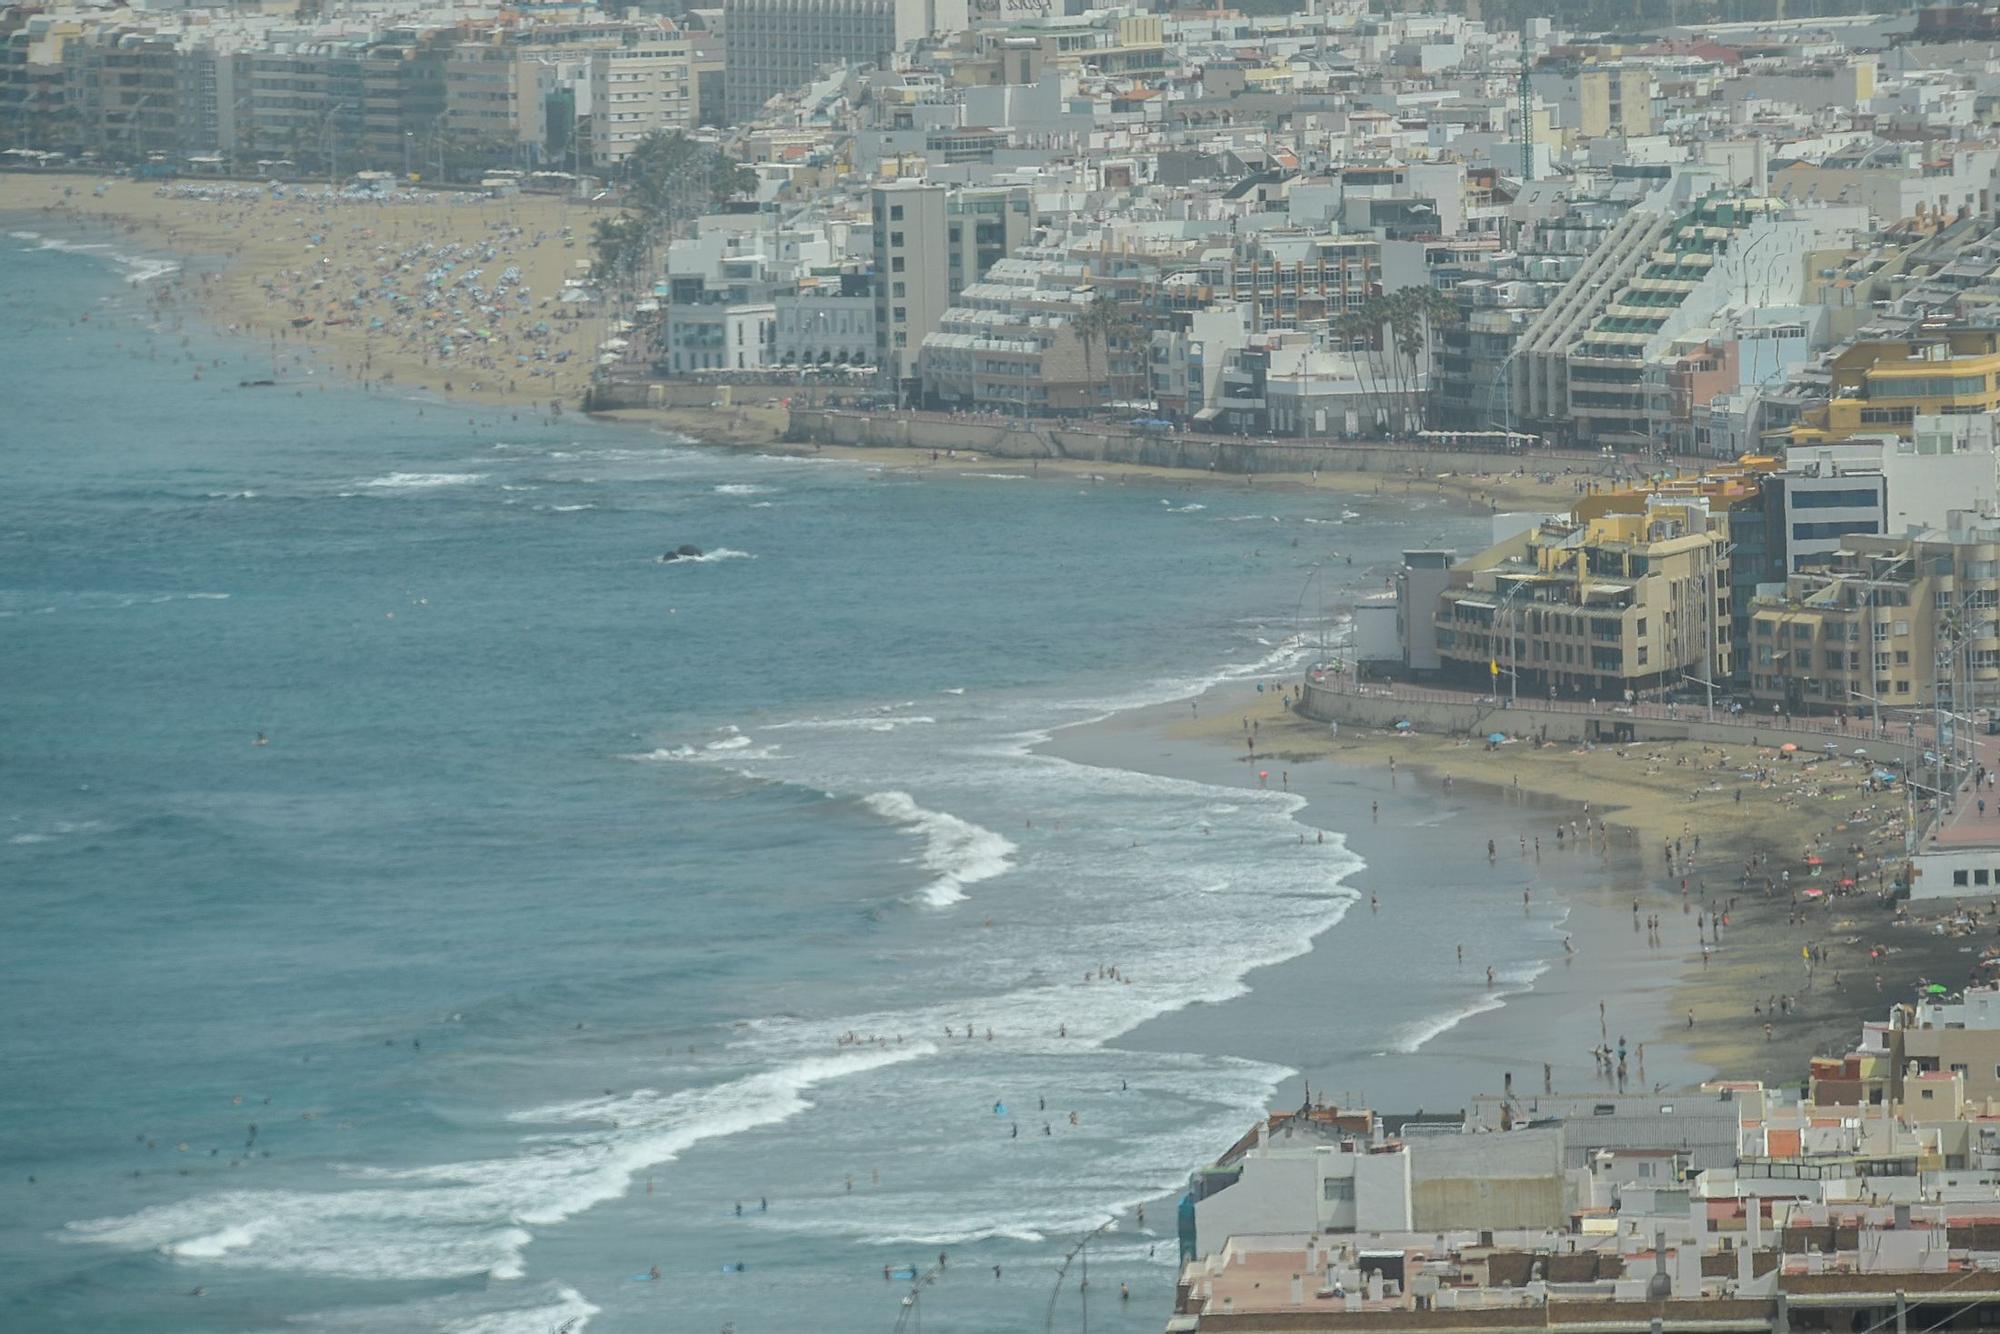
[25,0,2000,1331]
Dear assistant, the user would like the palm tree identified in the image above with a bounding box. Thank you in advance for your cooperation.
[1341,295,1398,436]
[1405,286,1463,432]
[1076,292,1122,412]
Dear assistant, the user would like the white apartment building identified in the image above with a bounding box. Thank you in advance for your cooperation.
[589,37,694,170]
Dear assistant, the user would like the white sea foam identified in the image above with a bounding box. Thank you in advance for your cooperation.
[360,472,488,490]
[296,1285,600,1334]
[660,547,753,565]
[113,253,179,284]
[163,1223,261,1259]
[439,1287,600,1334]
[204,491,259,500]
[962,472,1028,480]
[1385,961,1552,1055]
[861,790,1016,907]
[68,1044,932,1282]
[713,483,768,495]
[1341,509,1362,519]
[1163,503,1206,513]
[186,592,231,600]
[544,504,595,513]
[765,715,935,733]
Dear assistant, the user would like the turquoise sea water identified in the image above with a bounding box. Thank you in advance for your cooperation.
[1,226,1544,1332]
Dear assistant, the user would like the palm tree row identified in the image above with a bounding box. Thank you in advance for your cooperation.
[1334,286,1461,437]
[590,131,756,293]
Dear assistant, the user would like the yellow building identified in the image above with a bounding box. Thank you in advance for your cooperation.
[1577,64,1652,138]
[1746,527,2000,714]
[1433,498,1731,701]
[1789,330,2000,446]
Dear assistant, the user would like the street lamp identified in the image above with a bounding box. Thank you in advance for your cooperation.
[1494,576,1532,707]
[320,100,358,188]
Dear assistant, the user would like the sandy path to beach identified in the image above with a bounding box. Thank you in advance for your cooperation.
[1,175,611,408]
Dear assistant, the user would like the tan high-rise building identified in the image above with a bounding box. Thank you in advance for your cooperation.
[1577,63,1652,138]
[589,35,694,170]
[1431,498,1731,702]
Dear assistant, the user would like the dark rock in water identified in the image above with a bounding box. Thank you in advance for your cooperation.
[660,544,705,563]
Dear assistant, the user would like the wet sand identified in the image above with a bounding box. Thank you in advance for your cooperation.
[1050,678,1995,1111]
[1045,687,1714,1115]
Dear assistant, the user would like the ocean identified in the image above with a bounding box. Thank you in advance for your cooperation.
[1,224,1573,1333]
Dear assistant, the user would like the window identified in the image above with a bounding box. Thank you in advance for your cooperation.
[1794,520,1878,542]
[889,231,904,247]
[1323,1178,1354,1201]
[1792,487,1881,509]
[1956,869,1971,887]
[889,204,904,222]
[891,257,904,273]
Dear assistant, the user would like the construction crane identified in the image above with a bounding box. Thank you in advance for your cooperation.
[1518,41,1533,183]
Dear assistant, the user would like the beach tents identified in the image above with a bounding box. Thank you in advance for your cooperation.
[1488,732,1508,744]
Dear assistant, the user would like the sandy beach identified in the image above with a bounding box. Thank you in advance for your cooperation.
[6,173,1609,509]
[597,403,1595,509]
[1050,677,1998,1106]
[1,175,610,409]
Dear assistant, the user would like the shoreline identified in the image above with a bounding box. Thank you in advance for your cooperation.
[1123,680,1984,1091]
[5,172,1596,508]
[2,175,607,411]
[16,191,1818,1098]
[1039,679,1718,1116]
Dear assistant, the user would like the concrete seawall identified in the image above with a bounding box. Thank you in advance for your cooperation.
[1299,679,1927,771]
[786,408,1620,477]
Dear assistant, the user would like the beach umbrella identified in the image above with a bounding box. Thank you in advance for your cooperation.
[1803,887,1824,898]
[1780,743,1798,753]
[1806,854,1823,865]
[1873,769,1897,783]
[1853,748,1868,757]
[1928,984,1949,994]
[1841,878,1856,887]
[1488,732,1508,744]
[1395,720,1413,731]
